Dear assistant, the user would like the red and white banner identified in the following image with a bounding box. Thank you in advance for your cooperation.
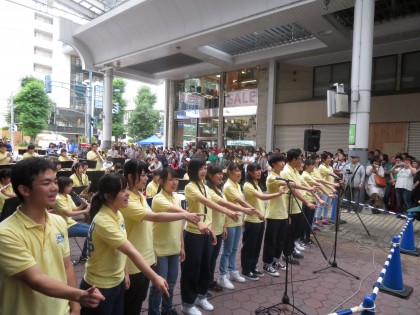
[225,89,258,107]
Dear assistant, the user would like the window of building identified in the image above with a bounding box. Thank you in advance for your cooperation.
[198,118,219,138]
[224,116,256,147]
[34,29,53,41]
[34,46,53,58]
[313,62,351,98]
[401,51,420,91]
[174,119,197,148]
[372,55,397,93]
[33,63,52,75]
[225,68,259,92]
[35,13,53,25]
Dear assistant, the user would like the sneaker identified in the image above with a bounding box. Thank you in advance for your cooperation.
[294,241,306,251]
[161,308,179,315]
[241,271,259,281]
[195,297,214,311]
[283,255,300,265]
[294,248,302,255]
[342,209,349,213]
[263,265,280,277]
[229,270,245,283]
[217,275,234,290]
[272,261,286,271]
[292,251,304,259]
[208,281,223,292]
[252,269,264,277]
[181,305,202,315]
[350,210,355,214]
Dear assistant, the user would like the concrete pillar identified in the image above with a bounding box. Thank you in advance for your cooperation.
[166,79,173,148]
[266,59,276,151]
[102,68,113,149]
[349,0,375,166]
[218,72,225,147]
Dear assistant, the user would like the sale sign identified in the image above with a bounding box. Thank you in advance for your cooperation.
[225,89,258,107]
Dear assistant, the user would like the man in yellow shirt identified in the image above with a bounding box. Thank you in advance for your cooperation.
[0,143,13,165]
[21,144,39,159]
[0,158,104,315]
[0,169,15,212]
[87,143,104,170]
[280,149,316,265]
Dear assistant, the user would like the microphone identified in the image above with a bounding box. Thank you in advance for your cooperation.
[275,177,294,182]
[328,172,341,179]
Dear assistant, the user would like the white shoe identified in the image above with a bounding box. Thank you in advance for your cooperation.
[229,270,246,283]
[195,297,214,311]
[294,248,302,255]
[294,241,306,251]
[218,274,234,289]
[181,305,202,315]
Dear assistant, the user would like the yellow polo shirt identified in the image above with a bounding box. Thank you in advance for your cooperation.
[86,150,102,170]
[152,190,183,256]
[266,171,287,219]
[243,182,265,223]
[223,178,244,227]
[22,152,39,159]
[0,184,13,212]
[146,181,160,197]
[119,191,155,274]
[0,208,70,315]
[207,187,224,235]
[0,151,10,165]
[185,182,212,234]
[69,173,89,187]
[84,206,127,288]
[300,173,316,203]
[318,163,334,193]
[280,164,302,214]
[53,194,77,228]
[58,155,69,162]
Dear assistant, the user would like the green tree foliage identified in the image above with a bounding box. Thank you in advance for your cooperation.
[111,77,127,142]
[13,76,51,143]
[128,86,159,141]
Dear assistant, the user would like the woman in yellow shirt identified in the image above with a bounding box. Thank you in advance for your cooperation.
[241,162,285,280]
[70,162,90,187]
[121,160,200,315]
[218,162,263,289]
[80,173,169,315]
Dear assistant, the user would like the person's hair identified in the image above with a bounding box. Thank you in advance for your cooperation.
[226,162,240,174]
[91,143,98,148]
[157,167,178,194]
[27,144,35,150]
[303,158,315,171]
[371,156,381,164]
[0,168,11,180]
[268,152,285,167]
[72,162,82,173]
[123,158,149,187]
[246,162,262,191]
[89,173,127,222]
[336,149,344,155]
[0,143,5,148]
[61,149,67,153]
[381,154,389,163]
[188,158,206,182]
[320,152,330,161]
[152,169,162,177]
[11,158,55,202]
[286,148,301,162]
[57,176,73,194]
[81,160,88,167]
[206,164,223,196]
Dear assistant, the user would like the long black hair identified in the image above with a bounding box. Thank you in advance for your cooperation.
[206,164,223,197]
[123,158,149,187]
[246,162,263,191]
[157,167,178,194]
[89,173,127,222]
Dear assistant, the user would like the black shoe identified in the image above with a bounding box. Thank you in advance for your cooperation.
[252,269,264,277]
[208,281,223,292]
[241,271,259,281]
[283,255,300,265]
[272,261,286,270]
[161,308,179,315]
[292,251,304,259]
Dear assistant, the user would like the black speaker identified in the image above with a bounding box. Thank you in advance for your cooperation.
[304,129,321,152]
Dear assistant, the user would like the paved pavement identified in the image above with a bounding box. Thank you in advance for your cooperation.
[70,210,420,315]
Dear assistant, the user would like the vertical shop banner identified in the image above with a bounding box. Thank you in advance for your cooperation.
[179,92,201,110]
[349,124,356,145]
[225,89,258,107]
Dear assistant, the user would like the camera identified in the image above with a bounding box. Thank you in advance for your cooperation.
[345,169,352,175]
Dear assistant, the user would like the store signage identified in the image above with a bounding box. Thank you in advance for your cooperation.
[225,89,258,107]
[175,108,218,119]
[179,92,201,110]
[223,105,257,117]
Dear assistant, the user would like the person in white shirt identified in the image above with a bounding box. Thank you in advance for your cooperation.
[148,157,163,172]
[392,157,416,212]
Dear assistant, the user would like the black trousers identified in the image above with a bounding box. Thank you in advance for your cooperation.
[284,212,303,256]
[300,204,314,242]
[241,221,265,273]
[181,232,213,305]
[124,269,153,315]
[209,233,223,284]
[262,218,287,264]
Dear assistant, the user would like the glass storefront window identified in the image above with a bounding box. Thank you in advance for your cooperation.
[198,118,219,138]
[174,119,197,148]
[224,116,256,147]
[225,67,259,92]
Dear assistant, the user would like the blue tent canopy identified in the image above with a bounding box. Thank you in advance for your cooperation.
[137,135,164,145]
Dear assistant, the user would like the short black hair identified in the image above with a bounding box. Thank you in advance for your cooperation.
[0,143,6,148]
[27,144,35,150]
[268,153,285,167]
[286,148,301,162]
[11,158,55,202]
[57,176,73,193]
[0,169,11,180]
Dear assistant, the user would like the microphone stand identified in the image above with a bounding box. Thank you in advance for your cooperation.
[313,184,360,279]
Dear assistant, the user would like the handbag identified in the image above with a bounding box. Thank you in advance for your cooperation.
[375,175,386,188]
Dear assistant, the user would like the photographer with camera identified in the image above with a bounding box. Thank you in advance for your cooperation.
[343,155,365,213]
[365,156,385,214]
